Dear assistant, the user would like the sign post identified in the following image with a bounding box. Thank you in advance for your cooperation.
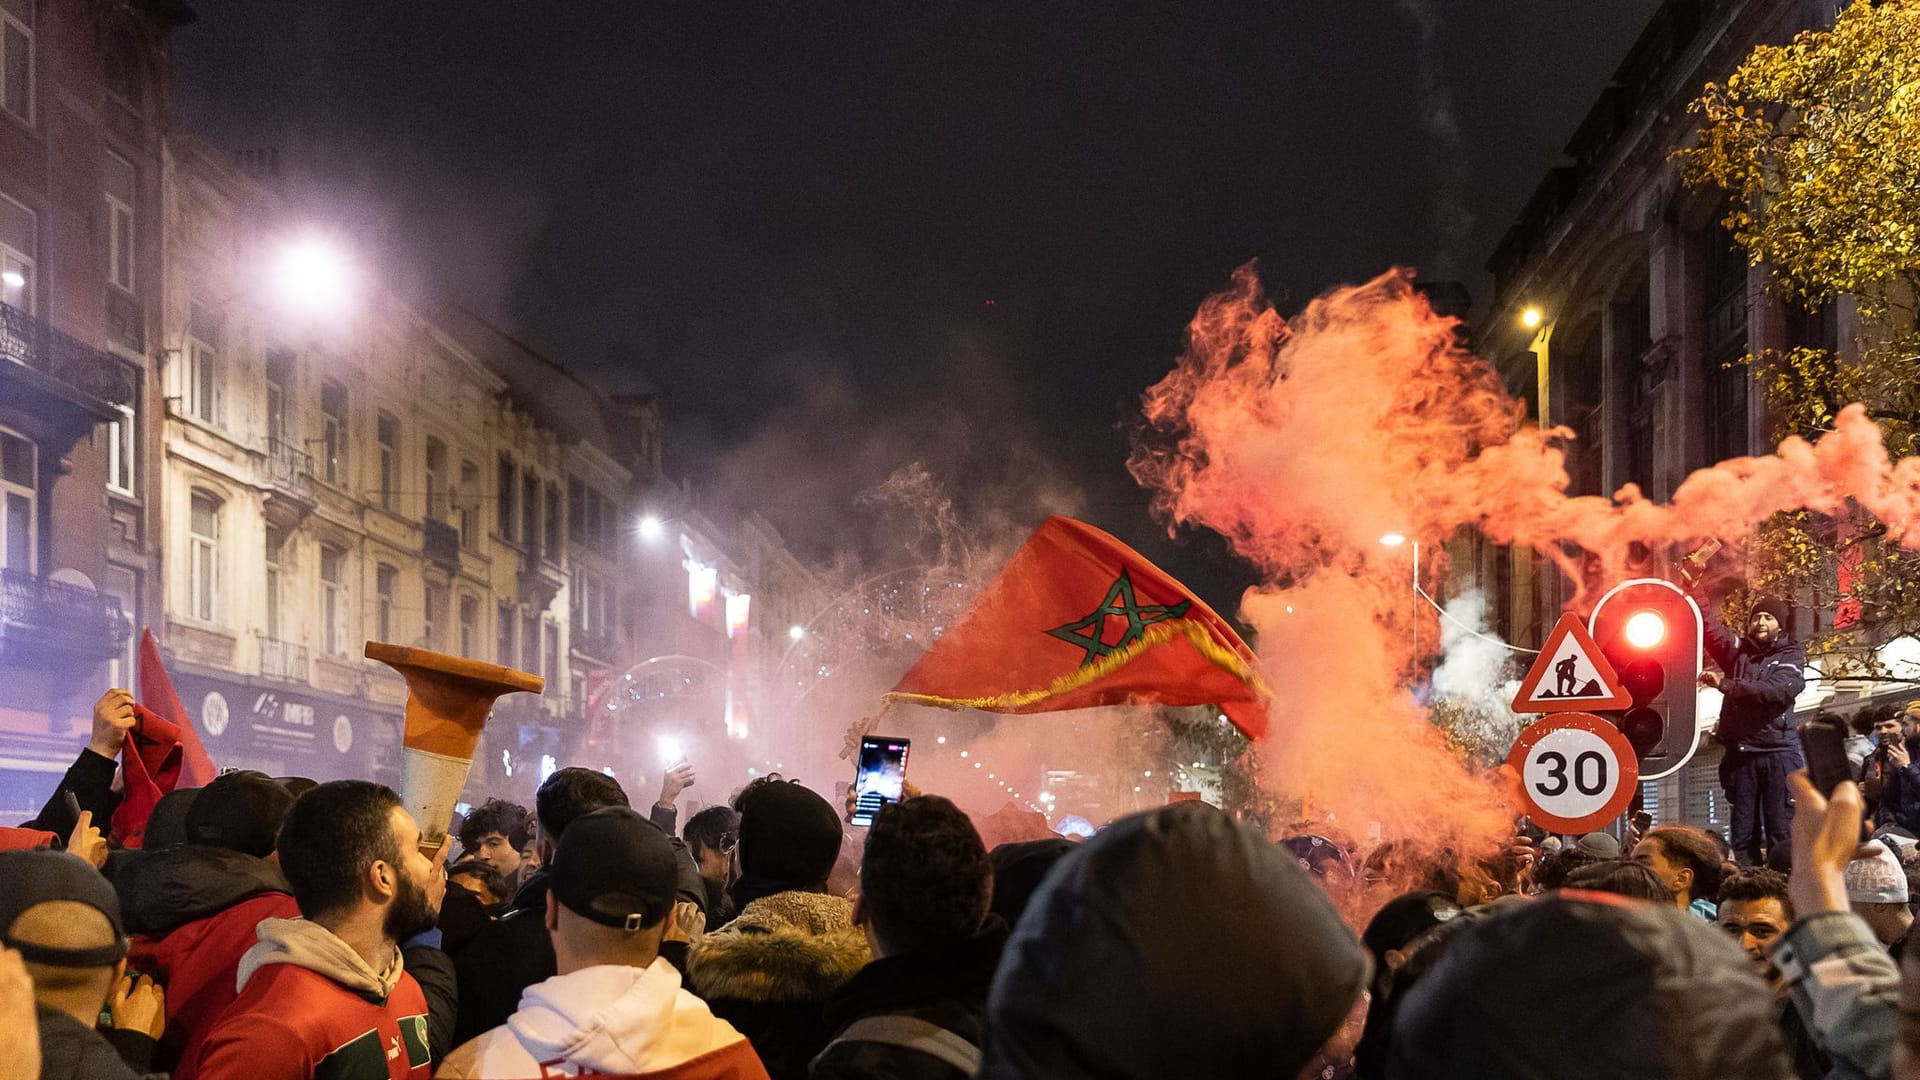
[1507,712,1640,834]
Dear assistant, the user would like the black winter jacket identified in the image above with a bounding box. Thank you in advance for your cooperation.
[113,844,288,935]
[810,921,1006,1080]
[21,749,120,837]
[1705,622,1806,754]
[35,1004,160,1080]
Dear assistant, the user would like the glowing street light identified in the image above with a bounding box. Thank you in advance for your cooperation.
[0,271,22,289]
[638,515,665,541]
[788,625,806,641]
[1520,306,1544,329]
[272,233,355,316]
[1379,532,1408,547]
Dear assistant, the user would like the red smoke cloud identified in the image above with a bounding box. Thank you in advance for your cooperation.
[1129,265,1920,849]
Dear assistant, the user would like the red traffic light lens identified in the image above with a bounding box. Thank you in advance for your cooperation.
[1624,611,1666,649]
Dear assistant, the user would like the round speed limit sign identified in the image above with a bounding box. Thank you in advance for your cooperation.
[1506,713,1639,834]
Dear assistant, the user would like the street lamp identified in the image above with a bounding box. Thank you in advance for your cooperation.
[271,233,355,317]
[788,625,806,642]
[637,514,665,541]
[1521,305,1555,430]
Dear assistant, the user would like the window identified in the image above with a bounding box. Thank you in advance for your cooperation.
[320,545,348,656]
[103,151,134,292]
[521,474,539,557]
[458,460,478,547]
[185,304,222,425]
[105,374,136,495]
[1,428,33,572]
[0,192,32,312]
[459,593,477,656]
[1701,221,1751,464]
[497,601,515,666]
[375,563,396,642]
[424,437,446,520]
[264,533,282,640]
[497,456,516,541]
[1,0,31,126]
[188,490,220,621]
[320,381,348,485]
[545,482,561,556]
[543,622,559,689]
[520,612,538,673]
[567,480,614,553]
[375,412,398,509]
[264,350,292,448]
[423,582,445,650]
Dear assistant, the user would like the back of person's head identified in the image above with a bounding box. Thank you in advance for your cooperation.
[1388,894,1792,1079]
[448,857,510,907]
[1565,860,1676,904]
[276,780,403,920]
[459,797,530,852]
[859,796,990,956]
[1847,708,1876,737]
[0,851,130,1021]
[683,805,740,859]
[732,779,843,906]
[186,771,294,857]
[988,838,1074,928]
[145,786,201,849]
[535,768,629,851]
[1534,846,1600,890]
[1642,825,1724,901]
[983,802,1367,1079]
[547,806,681,970]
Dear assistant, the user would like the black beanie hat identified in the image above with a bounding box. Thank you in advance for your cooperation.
[981,802,1369,1079]
[1749,598,1791,634]
[186,771,294,857]
[732,780,843,905]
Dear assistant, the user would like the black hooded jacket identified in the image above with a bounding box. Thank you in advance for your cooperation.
[35,1004,160,1080]
[1706,621,1806,754]
[977,802,1368,1079]
[810,920,1008,1080]
[112,845,288,936]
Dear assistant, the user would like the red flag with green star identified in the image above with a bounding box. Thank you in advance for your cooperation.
[885,516,1270,737]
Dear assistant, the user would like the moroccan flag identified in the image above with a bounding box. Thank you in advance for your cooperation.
[885,516,1271,737]
[112,630,219,847]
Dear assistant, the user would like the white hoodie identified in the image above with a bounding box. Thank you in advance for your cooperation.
[438,958,766,1079]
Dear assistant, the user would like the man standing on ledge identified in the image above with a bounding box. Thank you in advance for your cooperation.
[1703,597,1806,865]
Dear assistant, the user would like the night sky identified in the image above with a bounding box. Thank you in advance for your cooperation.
[173,2,1663,609]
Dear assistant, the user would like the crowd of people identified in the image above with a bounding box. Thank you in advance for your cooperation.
[8,672,1920,1079]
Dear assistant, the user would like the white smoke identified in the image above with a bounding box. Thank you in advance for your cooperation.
[1429,589,1528,757]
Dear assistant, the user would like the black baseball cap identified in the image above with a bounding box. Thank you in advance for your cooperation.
[550,806,681,931]
[186,771,295,857]
[0,850,129,968]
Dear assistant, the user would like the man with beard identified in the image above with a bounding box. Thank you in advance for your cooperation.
[182,781,445,1080]
[1702,597,1807,865]
[1718,869,1828,1079]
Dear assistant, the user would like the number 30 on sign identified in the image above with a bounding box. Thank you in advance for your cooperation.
[1505,712,1639,834]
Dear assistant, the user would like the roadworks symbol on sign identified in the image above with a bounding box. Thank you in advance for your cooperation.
[1511,613,1632,713]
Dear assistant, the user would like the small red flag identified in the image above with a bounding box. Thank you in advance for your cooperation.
[112,630,219,847]
[885,516,1270,737]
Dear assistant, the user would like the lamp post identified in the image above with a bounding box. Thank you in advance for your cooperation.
[1522,306,1555,430]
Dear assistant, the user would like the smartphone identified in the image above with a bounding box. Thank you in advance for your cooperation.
[1801,715,1854,798]
[850,736,910,827]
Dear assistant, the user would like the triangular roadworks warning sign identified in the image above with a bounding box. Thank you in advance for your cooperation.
[1512,613,1632,713]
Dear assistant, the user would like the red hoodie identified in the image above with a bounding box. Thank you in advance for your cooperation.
[131,890,301,1069]
[181,917,431,1080]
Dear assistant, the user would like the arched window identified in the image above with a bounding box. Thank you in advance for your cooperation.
[189,489,221,620]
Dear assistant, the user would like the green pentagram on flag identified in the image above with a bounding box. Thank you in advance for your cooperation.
[1045,569,1192,667]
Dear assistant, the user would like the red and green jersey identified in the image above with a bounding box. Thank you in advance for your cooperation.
[181,961,431,1080]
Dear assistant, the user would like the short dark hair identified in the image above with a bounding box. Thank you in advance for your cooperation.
[1644,825,1724,901]
[448,857,510,904]
[1565,860,1675,904]
[1846,708,1877,736]
[459,798,530,852]
[1718,868,1792,915]
[1534,847,1601,891]
[535,768,629,844]
[277,780,403,919]
[859,796,990,955]
[684,805,740,858]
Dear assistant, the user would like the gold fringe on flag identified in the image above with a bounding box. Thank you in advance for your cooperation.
[882,617,1270,714]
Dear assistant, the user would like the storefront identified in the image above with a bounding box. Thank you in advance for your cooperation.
[170,666,403,789]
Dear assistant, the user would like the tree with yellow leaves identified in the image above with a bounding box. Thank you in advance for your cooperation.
[1675,0,1920,669]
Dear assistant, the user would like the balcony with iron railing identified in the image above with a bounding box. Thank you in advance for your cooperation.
[261,437,317,531]
[423,518,461,572]
[0,302,135,409]
[0,569,132,663]
[257,633,309,683]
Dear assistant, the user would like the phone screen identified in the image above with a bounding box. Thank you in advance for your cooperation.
[851,736,910,827]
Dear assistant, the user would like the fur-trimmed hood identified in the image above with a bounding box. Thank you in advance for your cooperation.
[689,891,870,1004]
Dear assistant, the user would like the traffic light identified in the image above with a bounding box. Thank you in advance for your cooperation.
[1588,578,1703,780]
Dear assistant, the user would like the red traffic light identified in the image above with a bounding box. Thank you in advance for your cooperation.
[1624,610,1666,649]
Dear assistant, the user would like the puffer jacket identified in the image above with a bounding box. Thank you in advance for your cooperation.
[1706,622,1807,753]
[116,844,302,1071]
[688,891,871,1080]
